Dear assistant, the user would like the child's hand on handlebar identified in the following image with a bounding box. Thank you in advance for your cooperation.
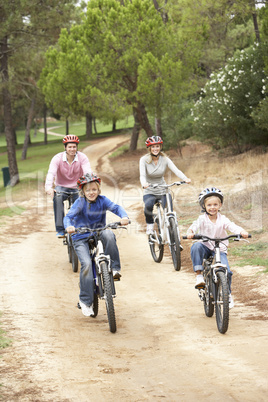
[66,226,76,234]
[185,178,191,184]
[240,230,249,238]
[120,217,129,226]
[186,230,194,239]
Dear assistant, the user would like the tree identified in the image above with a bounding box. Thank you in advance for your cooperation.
[0,0,78,185]
[40,0,200,149]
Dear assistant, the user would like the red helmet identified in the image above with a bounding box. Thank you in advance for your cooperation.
[77,173,101,190]
[145,136,163,147]
[63,135,79,145]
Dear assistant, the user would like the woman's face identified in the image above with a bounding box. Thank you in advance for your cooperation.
[83,182,100,202]
[150,144,161,156]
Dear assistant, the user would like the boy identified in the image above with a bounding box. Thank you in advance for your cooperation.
[64,173,129,317]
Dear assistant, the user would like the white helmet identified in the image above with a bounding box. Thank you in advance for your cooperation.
[198,187,224,210]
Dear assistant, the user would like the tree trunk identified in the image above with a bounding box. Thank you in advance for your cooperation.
[252,11,260,43]
[112,119,116,131]
[21,97,35,160]
[93,118,98,134]
[1,36,19,186]
[155,116,163,138]
[129,108,141,151]
[133,101,154,138]
[44,104,47,144]
[66,119,69,135]
[85,111,93,140]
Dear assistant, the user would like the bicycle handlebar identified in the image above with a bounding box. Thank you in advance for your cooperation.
[182,234,251,241]
[56,190,79,196]
[150,181,186,189]
[74,220,131,234]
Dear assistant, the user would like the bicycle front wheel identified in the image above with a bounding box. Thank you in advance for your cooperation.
[100,261,116,333]
[168,217,181,271]
[215,271,229,334]
[149,216,164,263]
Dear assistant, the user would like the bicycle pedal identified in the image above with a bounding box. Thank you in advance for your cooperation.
[195,284,205,290]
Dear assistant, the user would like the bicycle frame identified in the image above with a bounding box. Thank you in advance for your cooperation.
[151,182,182,245]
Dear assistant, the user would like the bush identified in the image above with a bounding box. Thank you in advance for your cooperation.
[192,42,268,152]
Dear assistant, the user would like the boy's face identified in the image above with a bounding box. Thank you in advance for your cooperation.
[65,143,77,156]
[83,182,100,202]
[204,196,222,216]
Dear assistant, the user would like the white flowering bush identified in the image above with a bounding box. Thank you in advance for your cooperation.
[192,43,268,152]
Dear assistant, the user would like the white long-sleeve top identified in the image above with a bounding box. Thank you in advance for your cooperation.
[187,212,243,253]
[139,154,188,195]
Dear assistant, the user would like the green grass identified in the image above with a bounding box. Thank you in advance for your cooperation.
[229,242,268,270]
[109,144,129,158]
[0,327,11,349]
[0,206,26,217]
[0,116,134,148]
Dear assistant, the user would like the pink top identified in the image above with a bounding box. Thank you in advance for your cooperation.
[45,151,92,190]
[187,212,243,253]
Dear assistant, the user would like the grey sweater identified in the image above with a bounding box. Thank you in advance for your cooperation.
[139,154,188,195]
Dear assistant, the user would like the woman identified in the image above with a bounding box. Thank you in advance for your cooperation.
[139,136,191,235]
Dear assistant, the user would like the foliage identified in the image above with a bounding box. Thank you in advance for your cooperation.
[39,0,201,138]
[192,42,268,152]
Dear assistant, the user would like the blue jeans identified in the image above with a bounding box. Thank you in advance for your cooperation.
[143,193,172,224]
[190,242,233,293]
[73,230,121,306]
[53,186,79,232]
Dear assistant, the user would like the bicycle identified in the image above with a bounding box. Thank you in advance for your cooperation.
[182,234,251,334]
[55,190,79,272]
[148,181,186,271]
[75,221,130,333]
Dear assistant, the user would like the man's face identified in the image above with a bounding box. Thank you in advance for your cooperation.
[65,143,77,156]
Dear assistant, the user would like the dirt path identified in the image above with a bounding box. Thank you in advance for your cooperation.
[0,136,267,401]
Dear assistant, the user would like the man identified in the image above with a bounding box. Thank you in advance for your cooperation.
[45,135,92,237]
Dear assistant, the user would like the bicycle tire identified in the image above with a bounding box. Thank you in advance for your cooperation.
[203,278,214,317]
[67,234,72,263]
[168,217,181,271]
[100,261,116,333]
[149,216,164,263]
[215,271,229,334]
[71,244,79,273]
[92,291,99,318]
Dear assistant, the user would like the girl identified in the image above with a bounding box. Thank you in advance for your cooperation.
[186,187,249,308]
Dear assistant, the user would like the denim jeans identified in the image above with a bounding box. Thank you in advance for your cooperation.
[190,242,233,293]
[53,186,79,232]
[73,230,121,306]
[143,193,172,224]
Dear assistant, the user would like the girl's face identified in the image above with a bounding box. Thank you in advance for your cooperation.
[83,182,100,202]
[204,196,222,216]
[150,144,161,156]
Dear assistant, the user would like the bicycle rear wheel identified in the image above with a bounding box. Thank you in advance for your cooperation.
[168,217,181,271]
[204,279,214,317]
[67,234,72,263]
[71,242,79,273]
[100,261,116,333]
[215,271,229,334]
[149,216,164,263]
[92,292,99,318]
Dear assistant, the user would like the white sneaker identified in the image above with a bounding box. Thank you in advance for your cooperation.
[195,274,205,289]
[229,294,234,309]
[79,299,94,317]
[146,223,154,235]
